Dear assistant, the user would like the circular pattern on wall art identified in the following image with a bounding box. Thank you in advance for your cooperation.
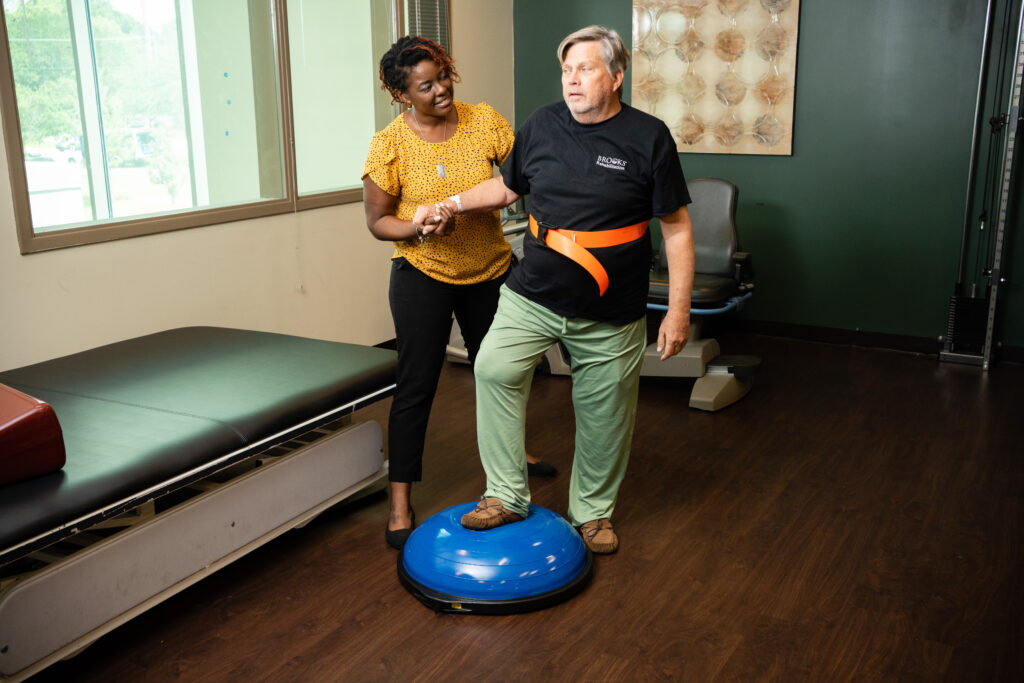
[761,0,792,14]
[719,0,751,18]
[712,112,745,146]
[633,5,654,45]
[715,71,747,106]
[679,0,711,18]
[654,48,689,83]
[756,23,789,60]
[655,90,688,129]
[756,72,788,104]
[714,29,746,62]
[632,87,655,113]
[753,113,785,145]
[679,72,707,104]
[678,114,706,145]
[656,10,690,44]
[633,48,654,84]
[630,0,800,155]
[680,27,705,62]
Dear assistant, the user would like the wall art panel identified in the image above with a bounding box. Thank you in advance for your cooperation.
[632,0,800,155]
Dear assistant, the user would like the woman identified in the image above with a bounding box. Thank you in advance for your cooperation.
[362,36,554,550]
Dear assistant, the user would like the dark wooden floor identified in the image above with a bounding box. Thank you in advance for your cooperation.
[31,333,1024,682]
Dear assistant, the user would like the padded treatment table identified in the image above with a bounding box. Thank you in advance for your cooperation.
[0,327,397,682]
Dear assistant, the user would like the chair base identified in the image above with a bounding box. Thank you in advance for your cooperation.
[639,338,720,377]
[689,371,754,411]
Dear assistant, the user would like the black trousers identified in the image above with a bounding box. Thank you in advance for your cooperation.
[387,258,507,482]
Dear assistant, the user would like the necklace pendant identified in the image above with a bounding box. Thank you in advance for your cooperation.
[436,163,446,178]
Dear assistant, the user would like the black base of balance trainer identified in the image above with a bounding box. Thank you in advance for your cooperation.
[398,502,593,614]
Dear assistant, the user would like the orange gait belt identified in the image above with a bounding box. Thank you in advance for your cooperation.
[529,215,649,296]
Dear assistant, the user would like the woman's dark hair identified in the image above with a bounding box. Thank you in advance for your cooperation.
[378,35,460,104]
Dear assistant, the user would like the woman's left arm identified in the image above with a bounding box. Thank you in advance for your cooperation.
[363,177,439,242]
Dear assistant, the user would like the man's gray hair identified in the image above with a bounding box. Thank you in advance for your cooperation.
[557,25,631,99]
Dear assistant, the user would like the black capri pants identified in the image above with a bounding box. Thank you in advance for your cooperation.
[387,257,507,482]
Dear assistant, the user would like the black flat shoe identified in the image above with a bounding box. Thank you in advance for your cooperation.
[527,460,558,477]
[385,511,416,550]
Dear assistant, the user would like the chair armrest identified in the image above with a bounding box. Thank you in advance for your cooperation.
[732,251,754,282]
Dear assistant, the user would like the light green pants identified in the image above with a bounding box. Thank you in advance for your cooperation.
[474,286,647,526]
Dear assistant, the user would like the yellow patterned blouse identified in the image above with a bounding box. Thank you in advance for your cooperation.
[362,101,515,284]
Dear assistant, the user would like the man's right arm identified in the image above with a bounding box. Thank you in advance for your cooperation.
[657,205,695,360]
[413,177,522,235]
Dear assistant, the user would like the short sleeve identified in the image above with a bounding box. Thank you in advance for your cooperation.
[500,114,533,197]
[478,102,515,165]
[650,122,689,216]
[362,128,401,196]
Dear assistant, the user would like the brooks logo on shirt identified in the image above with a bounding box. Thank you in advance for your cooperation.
[596,155,627,171]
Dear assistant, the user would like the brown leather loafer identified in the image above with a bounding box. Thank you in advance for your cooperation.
[461,497,524,530]
[578,518,618,554]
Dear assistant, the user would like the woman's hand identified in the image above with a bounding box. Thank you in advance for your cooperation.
[413,201,456,237]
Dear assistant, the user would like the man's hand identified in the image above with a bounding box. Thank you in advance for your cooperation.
[657,204,696,360]
[657,308,690,360]
[412,201,455,237]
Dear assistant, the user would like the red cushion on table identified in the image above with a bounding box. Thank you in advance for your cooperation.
[0,383,66,485]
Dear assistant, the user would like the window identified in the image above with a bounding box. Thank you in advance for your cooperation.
[404,0,449,52]
[1,0,402,253]
[288,0,390,200]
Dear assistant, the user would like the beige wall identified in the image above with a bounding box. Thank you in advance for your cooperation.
[450,0,515,126]
[0,1,514,371]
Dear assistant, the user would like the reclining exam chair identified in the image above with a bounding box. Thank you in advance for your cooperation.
[541,177,760,411]
[447,178,759,410]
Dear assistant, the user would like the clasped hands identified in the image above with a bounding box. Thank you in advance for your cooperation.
[411,201,456,240]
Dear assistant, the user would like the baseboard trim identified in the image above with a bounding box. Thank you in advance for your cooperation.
[384,321,1023,365]
[998,345,1024,363]
[724,319,942,355]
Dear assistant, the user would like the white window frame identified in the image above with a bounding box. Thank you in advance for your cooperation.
[0,0,432,254]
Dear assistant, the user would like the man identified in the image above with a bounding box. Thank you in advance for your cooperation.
[415,25,694,554]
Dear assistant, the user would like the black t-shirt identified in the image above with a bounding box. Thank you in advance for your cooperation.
[501,101,690,324]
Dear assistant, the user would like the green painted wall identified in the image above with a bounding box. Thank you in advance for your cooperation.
[513,0,1024,348]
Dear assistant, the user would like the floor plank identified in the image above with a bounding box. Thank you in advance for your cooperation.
[27,333,1024,682]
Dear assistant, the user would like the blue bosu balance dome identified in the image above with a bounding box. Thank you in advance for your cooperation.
[398,502,593,613]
